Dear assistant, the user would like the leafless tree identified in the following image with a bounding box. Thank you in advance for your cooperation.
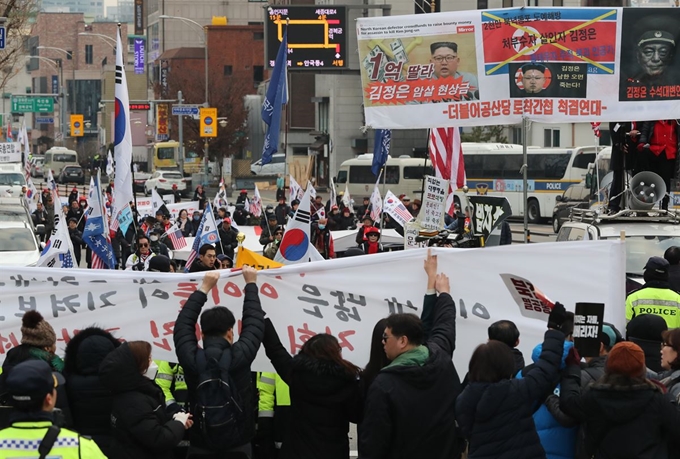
[0,0,38,91]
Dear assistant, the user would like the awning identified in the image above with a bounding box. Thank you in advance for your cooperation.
[309,137,326,152]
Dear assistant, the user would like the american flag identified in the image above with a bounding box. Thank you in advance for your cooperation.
[167,224,187,249]
[91,252,105,269]
[60,251,74,268]
[429,127,466,215]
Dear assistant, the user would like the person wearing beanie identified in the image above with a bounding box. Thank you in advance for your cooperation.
[625,256,680,329]
[663,245,680,291]
[559,341,680,459]
[0,311,73,426]
[148,254,172,273]
[626,313,668,372]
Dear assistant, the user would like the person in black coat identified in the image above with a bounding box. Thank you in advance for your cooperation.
[664,245,680,292]
[274,198,290,225]
[99,341,190,459]
[216,217,239,261]
[261,319,362,459]
[67,218,84,267]
[626,313,668,373]
[193,185,207,210]
[64,326,121,456]
[608,122,639,212]
[173,268,265,457]
[186,211,202,237]
[559,341,680,459]
[454,304,568,459]
[359,273,461,459]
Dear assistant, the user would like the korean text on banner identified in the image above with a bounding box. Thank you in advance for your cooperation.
[417,176,449,231]
[0,242,625,372]
[356,7,680,128]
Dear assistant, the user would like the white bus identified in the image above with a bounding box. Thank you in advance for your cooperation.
[454,143,599,223]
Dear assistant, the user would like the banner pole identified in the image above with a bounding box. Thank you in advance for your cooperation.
[522,115,529,244]
[380,165,386,237]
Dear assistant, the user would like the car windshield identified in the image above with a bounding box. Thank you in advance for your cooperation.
[163,173,183,179]
[0,174,26,186]
[54,154,76,162]
[604,235,680,275]
[0,208,30,223]
[0,228,36,251]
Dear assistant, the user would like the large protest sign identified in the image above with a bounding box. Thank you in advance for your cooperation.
[357,7,680,128]
[0,242,624,371]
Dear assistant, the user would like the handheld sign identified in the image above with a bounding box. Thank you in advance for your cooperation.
[573,302,605,358]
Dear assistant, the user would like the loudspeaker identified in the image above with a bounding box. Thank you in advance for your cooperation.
[628,171,666,210]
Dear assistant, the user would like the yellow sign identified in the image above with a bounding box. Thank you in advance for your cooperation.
[200,107,217,138]
[235,246,283,270]
[70,114,84,137]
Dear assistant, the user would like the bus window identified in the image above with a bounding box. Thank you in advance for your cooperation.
[157,147,175,160]
[403,165,434,179]
[572,153,596,170]
[185,150,199,159]
[529,153,570,179]
[336,170,347,184]
[485,155,504,178]
[349,165,399,184]
[465,155,483,177]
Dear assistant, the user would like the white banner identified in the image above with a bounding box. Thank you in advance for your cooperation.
[0,242,625,372]
[417,176,449,231]
[136,201,198,220]
[357,7,680,128]
[0,142,21,163]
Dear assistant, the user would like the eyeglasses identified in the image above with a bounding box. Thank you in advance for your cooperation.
[139,243,149,248]
[433,55,457,63]
[274,232,283,236]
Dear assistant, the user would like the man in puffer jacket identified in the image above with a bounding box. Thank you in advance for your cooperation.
[517,340,577,459]
[64,327,121,456]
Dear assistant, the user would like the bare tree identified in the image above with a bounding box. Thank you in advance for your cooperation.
[0,0,38,91]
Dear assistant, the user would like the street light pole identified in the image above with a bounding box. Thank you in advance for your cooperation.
[27,55,67,146]
[38,46,76,117]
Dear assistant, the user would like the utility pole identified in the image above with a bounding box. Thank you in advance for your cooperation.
[178,90,184,173]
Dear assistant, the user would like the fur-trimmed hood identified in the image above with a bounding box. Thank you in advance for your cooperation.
[64,326,121,376]
[585,376,664,424]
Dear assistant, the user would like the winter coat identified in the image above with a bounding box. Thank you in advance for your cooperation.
[216,224,239,259]
[64,327,121,455]
[260,224,278,246]
[359,293,460,459]
[455,329,566,459]
[262,319,362,459]
[173,286,265,450]
[311,225,334,259]
[559,365,680,459]
[275,204,290,225]
[188,259,216,273]
[99,343,185,459]
[669,264,680,293]
[185,219,201,237]
[648,368,680,403]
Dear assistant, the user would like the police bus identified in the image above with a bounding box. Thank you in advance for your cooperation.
[454,143,599,223]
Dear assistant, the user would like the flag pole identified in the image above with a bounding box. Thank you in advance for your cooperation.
[379,165,386,236]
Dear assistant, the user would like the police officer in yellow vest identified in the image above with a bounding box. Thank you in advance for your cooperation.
[0,360,106,458]
[626,256,680,329]
[155,360,189,411]
[256,372,290,458]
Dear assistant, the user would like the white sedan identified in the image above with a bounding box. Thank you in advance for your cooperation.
[144,170,187,196]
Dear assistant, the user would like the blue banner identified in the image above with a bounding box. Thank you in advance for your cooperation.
[372,129,391,177]
[261,29,288,166]
[134,38,145,75]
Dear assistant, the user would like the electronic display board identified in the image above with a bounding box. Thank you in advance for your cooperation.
[266,6,347,69]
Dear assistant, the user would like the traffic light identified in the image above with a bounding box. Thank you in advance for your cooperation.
[199,107,217,138]
[70,114,84,137]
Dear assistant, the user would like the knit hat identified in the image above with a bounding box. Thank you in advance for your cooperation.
[21,311,56,348]
[606,342,646,378]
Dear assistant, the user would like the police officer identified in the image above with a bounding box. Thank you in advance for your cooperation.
[0,360,106,458]
[626,256,680,329]
[155,361,189,412]
[256,372,290,458]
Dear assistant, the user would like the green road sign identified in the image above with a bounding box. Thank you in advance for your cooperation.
[11,95,54,113]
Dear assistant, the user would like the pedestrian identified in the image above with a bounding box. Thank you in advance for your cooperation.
[147,255,172,273]
[487,320,525,375]
[216,253,233,269]
[664,245,680,292]
[263,226,284,260]
[356,197,371,219]
[188,244,218,272]
[288,199,299,219]
[66,199,83,223]
[216,217,238,261]
[193,184,207,210]
[99,341,192,459]
[626,256,680,328]
[63,326,121,456]
[359,272,461,459]
[172,183,182,203]
[173,268,265,458]
[311,218,335,259]
[355,216,375,245]
[647,328,680,403]
[236,189,249,205]
[274,197,290,225]
[149,227,171,257]
[337,207,356,230]
[0,360,107,458]
[260,320,362,459]
[626,313,667,372]
[177,209,190,236]
[67,217,84,267]
[455,303,569,459]
[255,372,290,458]
[32,202,48,242]
[260,214,279,247]
[187,210,202,237]
[360,226,383,254]
[276,174,285,201]
[559,341,680,459]
[125,235,156,271]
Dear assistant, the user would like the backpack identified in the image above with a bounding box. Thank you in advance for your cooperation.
[194,348,245,450]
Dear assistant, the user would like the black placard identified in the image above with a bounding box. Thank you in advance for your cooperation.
[573,302,605,358]
[468,195,512,240]
[266,6,347,70]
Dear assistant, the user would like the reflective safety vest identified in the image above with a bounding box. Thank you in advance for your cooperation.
[155,360,188,408]
[0,421,107,458]
[257,372,290,418]
[626,287,680,329]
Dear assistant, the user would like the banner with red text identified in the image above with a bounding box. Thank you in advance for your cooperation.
[0,242,624,372]
[357,7,680,128]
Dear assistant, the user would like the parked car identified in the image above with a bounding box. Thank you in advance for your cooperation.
[551,181,591,232]
[0,163,26,198]
[58,165,85,185]
[144,170,187,196]
[30,156,45,178]
[134,172,151,193]
[0,221,43,267]
[250,153,285,176]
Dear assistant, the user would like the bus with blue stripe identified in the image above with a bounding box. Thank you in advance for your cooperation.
[455,143,599,223]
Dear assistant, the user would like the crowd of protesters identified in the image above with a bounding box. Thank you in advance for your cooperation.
[0,248,678,459]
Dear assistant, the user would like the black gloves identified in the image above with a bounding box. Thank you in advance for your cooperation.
[547,302,568,330]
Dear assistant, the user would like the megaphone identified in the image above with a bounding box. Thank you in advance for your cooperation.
[628,171,666,210]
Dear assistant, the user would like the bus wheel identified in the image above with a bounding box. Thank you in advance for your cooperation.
[527,199,541,224]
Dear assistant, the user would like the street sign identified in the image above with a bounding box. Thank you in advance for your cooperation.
[171,105,199,116]
[70,114,84,137]
[0,27,5,50]
[200,107,217,137]
[36,117,54,124]
[11,95,54,113]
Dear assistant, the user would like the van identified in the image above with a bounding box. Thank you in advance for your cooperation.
[335,155,433,200]
[0,163,26,198]
[44,147,79,177]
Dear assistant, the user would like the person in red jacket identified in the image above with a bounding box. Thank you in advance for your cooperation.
[361,226,384,254]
